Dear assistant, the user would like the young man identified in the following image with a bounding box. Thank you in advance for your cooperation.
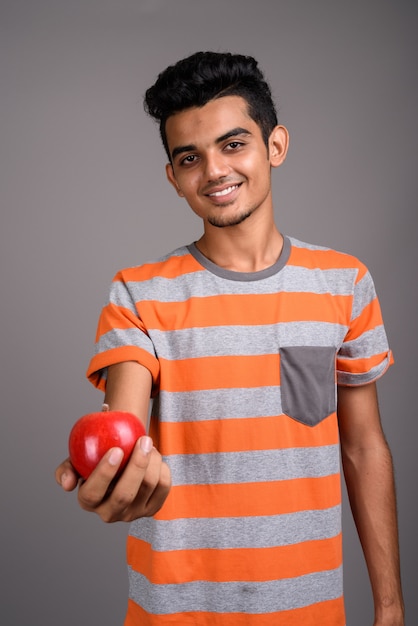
[56,52,404,625]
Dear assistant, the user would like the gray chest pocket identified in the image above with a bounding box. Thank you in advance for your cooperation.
[279,346,337,426]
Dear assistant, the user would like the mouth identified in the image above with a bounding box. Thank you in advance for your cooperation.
[207,184,241,198]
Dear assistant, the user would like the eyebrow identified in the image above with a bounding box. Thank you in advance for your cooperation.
[217,127,252,143]
[171,127,252,161]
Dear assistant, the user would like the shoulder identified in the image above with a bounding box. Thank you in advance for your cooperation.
[287,236,369,280]
[112,245,201,284]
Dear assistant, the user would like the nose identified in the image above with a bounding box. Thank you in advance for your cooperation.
[203,149,230,182]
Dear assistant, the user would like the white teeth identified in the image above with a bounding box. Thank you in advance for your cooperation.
[209,185,238,197]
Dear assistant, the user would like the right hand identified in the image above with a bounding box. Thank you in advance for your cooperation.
[55,435,171,523]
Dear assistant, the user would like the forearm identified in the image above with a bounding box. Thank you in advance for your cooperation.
[342,440,404,623]
[104,361,152,427]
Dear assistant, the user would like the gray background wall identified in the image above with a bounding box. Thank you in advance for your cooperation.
[1,1,416,624]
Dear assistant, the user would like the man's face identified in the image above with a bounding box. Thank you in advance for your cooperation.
[165,95,287,229]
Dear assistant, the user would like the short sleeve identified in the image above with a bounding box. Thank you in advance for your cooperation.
[86,271,160,392]
[336,266,393,386]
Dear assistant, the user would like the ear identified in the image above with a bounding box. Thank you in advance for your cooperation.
[268,125,289,168]
[166,163,184,197]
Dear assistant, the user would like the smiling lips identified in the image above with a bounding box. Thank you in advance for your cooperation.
[205,183,242,202]
[208,184,239,197]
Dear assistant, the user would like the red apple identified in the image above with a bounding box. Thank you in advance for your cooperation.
[69,409,146,479]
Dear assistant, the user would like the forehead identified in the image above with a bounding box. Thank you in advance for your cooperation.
[165,95,259,152]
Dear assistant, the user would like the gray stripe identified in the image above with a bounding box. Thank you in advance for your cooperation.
[338,325,389,360]
[157,387,283,422]
[288,236,331,252]
[130,505,342,551]
[351,270,377,320]
[279,265,356,295]
[94,327,155,357]
[120,263,359,303]
[108,279,138,312]
[167,445,340,486]
[95,321,348,364]
[147,246,191,263]
[149,321,347,359]
[128,566,343,615]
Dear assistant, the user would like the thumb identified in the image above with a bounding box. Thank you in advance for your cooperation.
[55,458,79,491]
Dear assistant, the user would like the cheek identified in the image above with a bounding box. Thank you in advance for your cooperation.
[238,152,269,176]
[174,177,206,214]
[175,171,200,196]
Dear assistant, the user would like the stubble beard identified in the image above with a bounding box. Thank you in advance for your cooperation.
[207,205,255,229]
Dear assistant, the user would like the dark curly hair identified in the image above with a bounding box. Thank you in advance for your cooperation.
[144,51,278,160]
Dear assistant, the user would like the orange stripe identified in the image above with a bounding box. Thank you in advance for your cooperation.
[127,534,342,583]
[337,351,390,374]
[125,596,345,626]
[155,474,341,521]
[116,253,202,282]
[152,415,339,455]
[137,292,352,330]
[346,298,384,339]
[96,303,146,337]
[95,288,354,339]
[289,244,367,276]
[159,354,279,392]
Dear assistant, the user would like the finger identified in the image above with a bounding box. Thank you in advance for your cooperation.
[133,447,168,502]
[111,447,171,521]
[99,437,155,519]
[55,458,79,491]
[138,458,172,517]
[78,447,124,511]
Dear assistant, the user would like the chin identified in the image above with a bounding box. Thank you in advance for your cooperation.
[208,208,254,228]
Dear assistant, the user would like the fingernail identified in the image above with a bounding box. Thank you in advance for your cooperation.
[61,472,68,487]
[140,436,153,454]
[108,448,124,466]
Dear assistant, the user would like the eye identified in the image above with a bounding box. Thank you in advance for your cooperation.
[180,154,198,166]
[226,141,244,150]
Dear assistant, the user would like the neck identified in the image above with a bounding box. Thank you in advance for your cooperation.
[196,217,284,273]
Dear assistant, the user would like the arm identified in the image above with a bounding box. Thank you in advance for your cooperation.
[55,361,171,522]
[337,382,404,625]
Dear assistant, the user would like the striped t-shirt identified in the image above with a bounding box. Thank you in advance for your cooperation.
[87,236,392,626]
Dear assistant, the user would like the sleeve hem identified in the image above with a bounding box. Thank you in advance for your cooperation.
[337,349,394,387]
[86,346,160,392]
